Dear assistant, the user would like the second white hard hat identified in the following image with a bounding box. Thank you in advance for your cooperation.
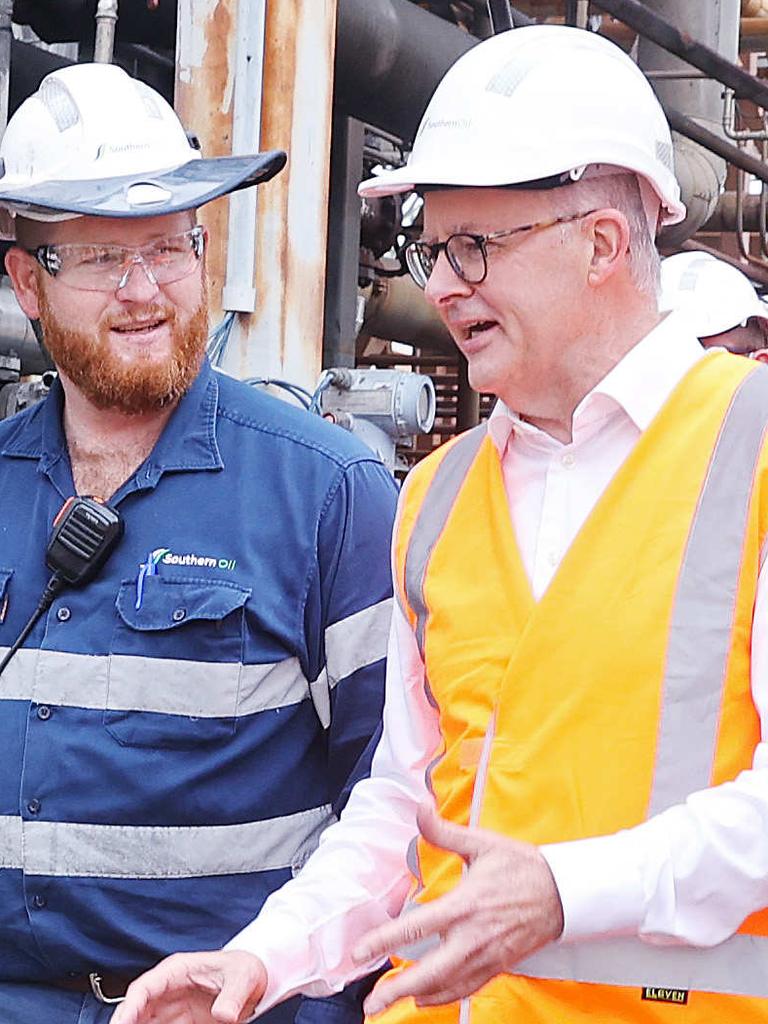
[659,252,768,336]
[359,25,684,227]
[0,63,286,221]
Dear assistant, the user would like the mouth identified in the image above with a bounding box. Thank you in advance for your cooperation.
[457,319,499,346]
[109,317,168,340]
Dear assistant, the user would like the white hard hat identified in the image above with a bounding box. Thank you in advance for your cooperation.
[359,25,685,227]
[659,252,768,336]
[0,63,285,221]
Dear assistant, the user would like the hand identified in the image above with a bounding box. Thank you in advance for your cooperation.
[110,950,267,1024]
[352,803,564,1015]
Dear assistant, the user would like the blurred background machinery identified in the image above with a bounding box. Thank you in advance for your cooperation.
[3,0,768,471]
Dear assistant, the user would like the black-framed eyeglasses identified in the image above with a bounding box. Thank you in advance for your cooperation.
[28,224,206,293]
[403,210,599,290]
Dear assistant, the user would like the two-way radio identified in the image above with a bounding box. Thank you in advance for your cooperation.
[0,496,124,678]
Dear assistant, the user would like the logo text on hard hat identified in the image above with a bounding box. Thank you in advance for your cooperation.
[96,142,152,160]
[417,117,472,139]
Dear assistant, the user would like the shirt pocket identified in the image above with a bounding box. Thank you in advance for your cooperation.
[0,569,12,627]
[105,575,252,749]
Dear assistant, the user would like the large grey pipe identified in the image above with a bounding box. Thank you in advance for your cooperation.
[335,0,475,143]
[637,0,739,246]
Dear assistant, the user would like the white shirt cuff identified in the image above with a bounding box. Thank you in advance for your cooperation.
[541,830,646,941]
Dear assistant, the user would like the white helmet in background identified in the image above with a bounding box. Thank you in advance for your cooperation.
[659,252,768,337]
[359,24,684,228]
[0,62,285,222]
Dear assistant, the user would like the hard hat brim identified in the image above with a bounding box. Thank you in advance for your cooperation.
[0,150,287,219]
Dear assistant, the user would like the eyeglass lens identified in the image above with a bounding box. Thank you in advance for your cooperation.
[48,228,204,292]
[406,234,486,290]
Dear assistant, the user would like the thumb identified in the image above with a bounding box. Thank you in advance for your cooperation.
[210,957,266,1024]
[416,802,489,862]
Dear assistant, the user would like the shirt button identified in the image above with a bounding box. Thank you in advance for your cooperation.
[32,894,46,909]
[27,798,41,815]
[561,452,575,468]
[172,608,186,623]
[548,551,558,566]
[37,705,52,721]
[56,606,71,622]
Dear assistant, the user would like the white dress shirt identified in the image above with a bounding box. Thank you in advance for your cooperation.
[228,313,768,1011]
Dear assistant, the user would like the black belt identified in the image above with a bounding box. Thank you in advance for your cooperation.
[47,972,136,1004]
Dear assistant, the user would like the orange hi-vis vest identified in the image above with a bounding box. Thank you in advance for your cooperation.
[378,352,768,1024]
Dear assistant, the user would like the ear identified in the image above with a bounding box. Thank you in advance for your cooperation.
[4,246,43,319]
[751,348,768,365]
[584,209,631,289]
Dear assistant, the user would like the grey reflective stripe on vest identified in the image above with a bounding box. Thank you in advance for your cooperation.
[404,426,487,656]
[515,933,768,998]
[0,805,334,878]
[651,366,768,814]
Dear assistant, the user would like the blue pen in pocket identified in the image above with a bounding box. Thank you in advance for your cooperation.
[135,552,158,610]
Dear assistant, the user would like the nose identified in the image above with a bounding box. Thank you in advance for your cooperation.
[115,255,160,302]
[423,250,473,309]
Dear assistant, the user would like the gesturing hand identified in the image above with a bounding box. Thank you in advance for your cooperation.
[353,803,564,1016]
[110,950,267,1024]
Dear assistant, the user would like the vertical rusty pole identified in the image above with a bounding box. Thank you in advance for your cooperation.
[175,0,237,328]
[175,0,337,389]
[246,0,337,388]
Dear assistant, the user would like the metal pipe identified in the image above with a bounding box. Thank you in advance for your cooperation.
[361,275,454,355]
[703,192,768,233]
[664,104,768,190]
[592,0,768,110]
[487,1,514,33]
[335,0,477,143]
[0,0,12,136]
[636,0,738,247]
[576,0,590,30]
[0,280,51,376]
[94,0,119,64]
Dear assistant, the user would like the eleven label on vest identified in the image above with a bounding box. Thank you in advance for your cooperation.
[641,987,689,1005]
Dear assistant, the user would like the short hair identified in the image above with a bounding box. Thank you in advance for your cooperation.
[548,173,660,299]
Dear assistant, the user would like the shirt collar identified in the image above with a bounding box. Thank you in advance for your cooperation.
[1,357,224,489]
[488,311,707,455]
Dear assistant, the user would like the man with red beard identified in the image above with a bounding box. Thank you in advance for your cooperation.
[0,63,397,1024]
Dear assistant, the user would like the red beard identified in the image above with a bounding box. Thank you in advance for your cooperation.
[38,290,210,415]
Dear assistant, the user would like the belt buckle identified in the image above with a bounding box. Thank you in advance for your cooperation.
[89,972,126,1005]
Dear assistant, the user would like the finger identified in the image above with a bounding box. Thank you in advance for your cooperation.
[352,891,465,965]
[210,956,267,1024]
[416,803,492,863]
[414,965,497,1008]
[363,933,480,1015]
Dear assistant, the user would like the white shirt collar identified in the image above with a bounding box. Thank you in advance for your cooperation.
[488,311,707,454]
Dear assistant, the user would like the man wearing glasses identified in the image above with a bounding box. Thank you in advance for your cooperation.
[0,63,397,1023]
[117,23,768,1024]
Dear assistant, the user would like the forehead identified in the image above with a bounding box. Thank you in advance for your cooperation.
[422,186,554,235]
[42,210,196,247]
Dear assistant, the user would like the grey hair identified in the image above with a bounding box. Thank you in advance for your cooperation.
[548,173,660,300]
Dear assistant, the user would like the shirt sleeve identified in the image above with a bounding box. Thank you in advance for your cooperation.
[541,561,768,947]
[225,603,441,1015]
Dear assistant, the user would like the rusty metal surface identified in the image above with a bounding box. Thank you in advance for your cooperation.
[244,0,337,387]
[175,0,335,387]
[175,0,236,326]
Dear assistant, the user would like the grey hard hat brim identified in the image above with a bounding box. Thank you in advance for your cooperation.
[0,150,287,219]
